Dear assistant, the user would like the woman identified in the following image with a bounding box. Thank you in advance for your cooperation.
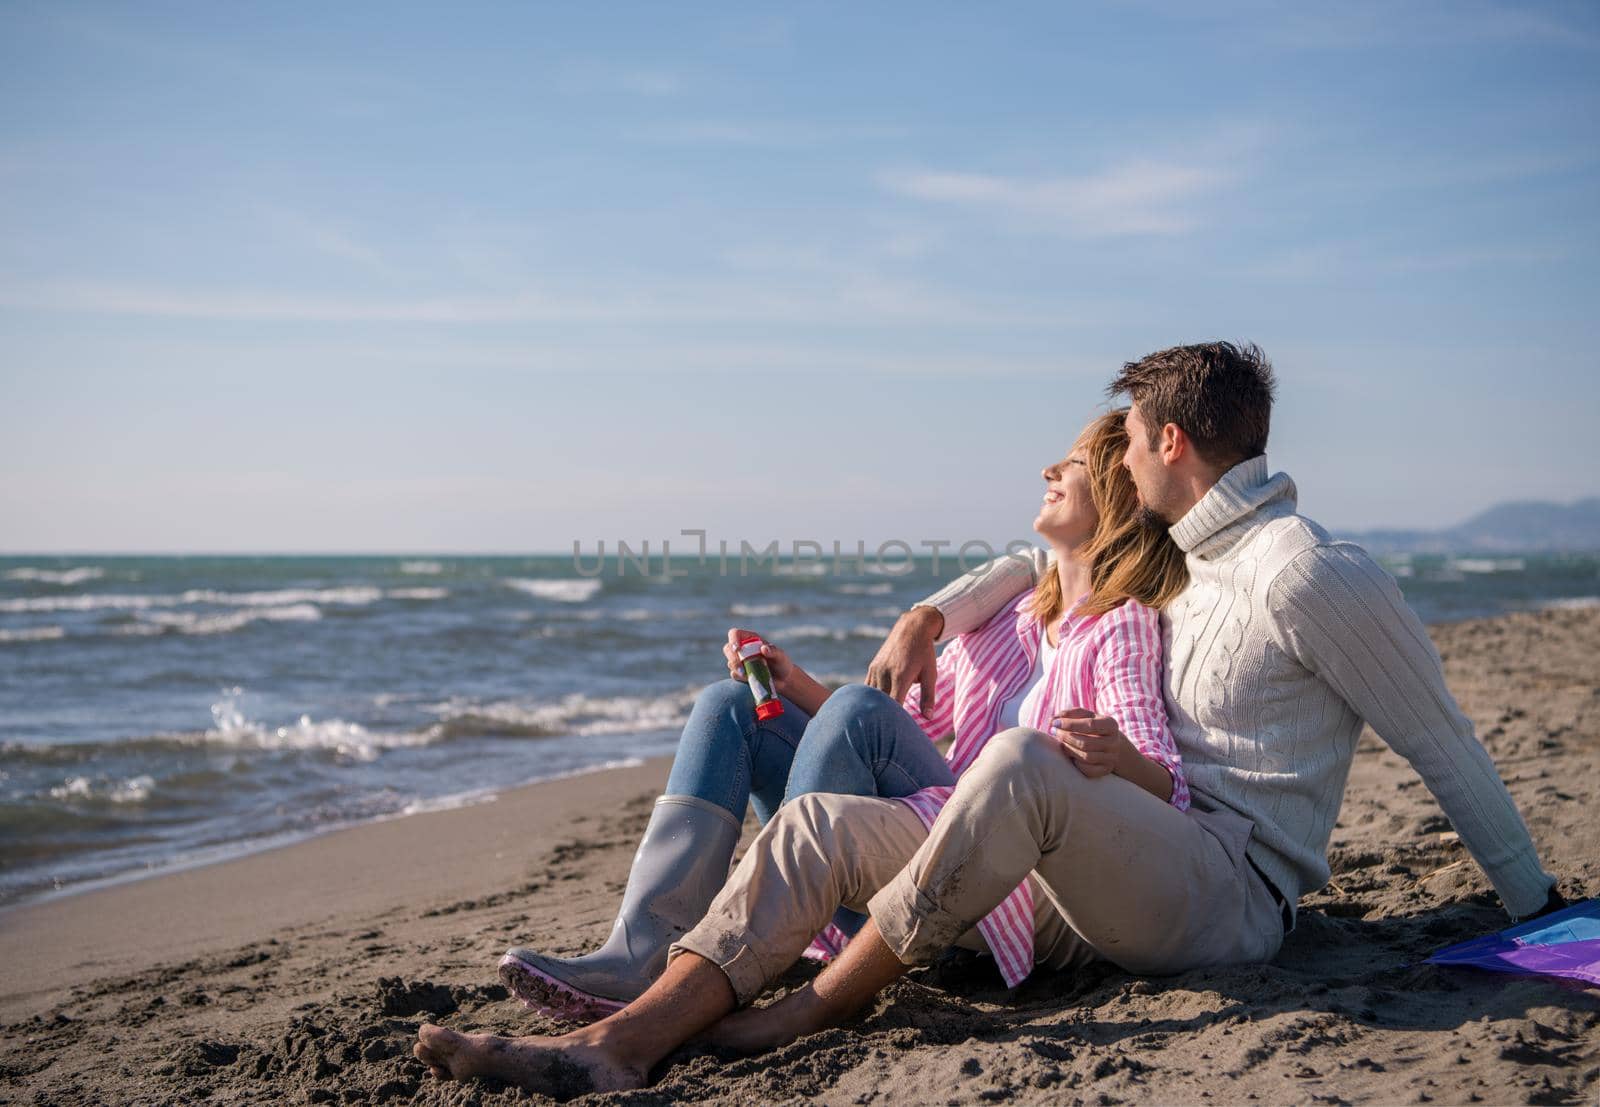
[495,407,1187,1025]
[499,630,961,1020]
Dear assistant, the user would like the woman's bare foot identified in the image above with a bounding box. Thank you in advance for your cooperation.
[413,1024,645,1096]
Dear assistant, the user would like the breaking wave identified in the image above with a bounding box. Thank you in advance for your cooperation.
[504,578,603,603]
[4,567,105,585]
[135,603,323,636]
[0,626,66,644]
[49,774,156,805]
[1542,596,1600,611]
[0,586,385,615]
[205,694,430,762]
[730,602,793,617]
[423,687,698,742]
[778,624,894,641]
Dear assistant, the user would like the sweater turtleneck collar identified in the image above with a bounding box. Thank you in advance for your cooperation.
[1168,455,1298,561]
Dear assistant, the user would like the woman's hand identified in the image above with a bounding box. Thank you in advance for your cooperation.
[723,627,798,693]
[1049,708,1137,779]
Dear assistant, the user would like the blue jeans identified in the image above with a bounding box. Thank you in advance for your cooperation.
[664,679,957,935]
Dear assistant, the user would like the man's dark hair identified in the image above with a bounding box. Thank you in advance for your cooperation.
[1108,341,1277,467]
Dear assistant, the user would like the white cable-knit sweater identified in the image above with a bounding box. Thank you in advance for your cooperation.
[920,456,1555,919]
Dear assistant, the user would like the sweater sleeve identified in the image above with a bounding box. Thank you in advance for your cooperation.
[1091,602,1189,810]
[1268,542,1555,918]
[917,548,1047,644]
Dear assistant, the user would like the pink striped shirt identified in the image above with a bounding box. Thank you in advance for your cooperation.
[896,587,1188,987]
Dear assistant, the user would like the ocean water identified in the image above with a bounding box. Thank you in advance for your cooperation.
[2,552,1596,907]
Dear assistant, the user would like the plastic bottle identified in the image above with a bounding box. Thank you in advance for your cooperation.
[735,631,784,721]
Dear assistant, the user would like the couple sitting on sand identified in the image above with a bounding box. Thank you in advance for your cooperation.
[416,341,1565,1094]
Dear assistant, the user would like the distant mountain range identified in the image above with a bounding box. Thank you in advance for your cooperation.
[1341,497,1600,555]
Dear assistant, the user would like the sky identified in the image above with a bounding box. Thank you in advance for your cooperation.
[2,1,1597,553]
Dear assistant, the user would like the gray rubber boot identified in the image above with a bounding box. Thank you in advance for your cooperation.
[499,794,742,1022]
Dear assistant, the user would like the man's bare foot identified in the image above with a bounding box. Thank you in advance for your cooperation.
[702,985,829,1054]
[413,1024,645,1096]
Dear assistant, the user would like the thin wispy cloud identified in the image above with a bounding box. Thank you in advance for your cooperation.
[41,8,412,110]
[715,13,796,50]
[1134,0,1600,51]
[554,63,686,98]
[1248,239,1576,282]
[74,334,1104,379]
[0,275,1048,329]
[626,120,910,147]
[257,207,406,281]
[614,70,684,97]
[878,160,1234,237]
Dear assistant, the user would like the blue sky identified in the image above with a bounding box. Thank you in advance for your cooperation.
[2,1,1596,553]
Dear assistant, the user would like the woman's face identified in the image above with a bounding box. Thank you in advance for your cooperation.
[1033,445,1099,547]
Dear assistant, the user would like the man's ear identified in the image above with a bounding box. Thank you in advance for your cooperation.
[1159,422,1188,465]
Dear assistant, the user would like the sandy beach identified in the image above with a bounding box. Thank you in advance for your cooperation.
[4,607,1598,1106]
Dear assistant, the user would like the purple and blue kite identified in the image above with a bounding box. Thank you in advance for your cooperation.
[1428,899,1600,986]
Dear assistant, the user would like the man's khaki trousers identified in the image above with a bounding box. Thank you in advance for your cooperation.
[674,727,1284,1005]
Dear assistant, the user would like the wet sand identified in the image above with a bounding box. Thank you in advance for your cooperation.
[3,608,1598,1105]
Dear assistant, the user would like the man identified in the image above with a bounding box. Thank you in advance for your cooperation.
[414,341,1561,1094]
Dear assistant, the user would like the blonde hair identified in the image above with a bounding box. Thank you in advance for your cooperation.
[1028,408,1188,626]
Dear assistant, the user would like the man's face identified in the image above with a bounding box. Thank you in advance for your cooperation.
[1123,403,1174,527]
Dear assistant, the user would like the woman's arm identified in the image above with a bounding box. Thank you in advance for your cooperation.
[722,629,834,717]
[777,667,834,717]
[1051,709,1175,802]
[1065,601,1191,808]
[1120,745,1177,802]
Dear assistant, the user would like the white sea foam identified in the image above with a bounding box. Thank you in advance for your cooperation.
[399,790,499,816]
[0,593,166,614]
[138,603,323,636]
[527,606,688,623]
[4,567,105,585]
[835,582,893,595]
[202,586,384,607]
[424,687,699,741]
[1448,558,1526,574]
[0,626,66,643]
[731,602,792,617]
[387,587,449,601]
[768,623,896,639]
[399,560,444,575]
[777,624,894,641]
[505,578,603,603]
[1542,596,1600,611]
[772,561,829,576]
[0,586,384,614]
[392,757,650,817]
[50,774,155,804]
[207,693,428,761]
[111,623,167,637]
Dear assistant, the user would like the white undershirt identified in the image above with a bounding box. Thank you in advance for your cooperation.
[995,624,1058,730]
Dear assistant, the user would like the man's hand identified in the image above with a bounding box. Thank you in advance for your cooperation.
[1050,708,1136,779]
[865,606,945,715]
